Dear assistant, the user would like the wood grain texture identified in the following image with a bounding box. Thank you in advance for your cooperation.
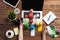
[0,0,60,40]
[43,0,60,40]
[0,0,22,40]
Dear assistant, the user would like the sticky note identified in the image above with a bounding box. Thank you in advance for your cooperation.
[13,27,19,35]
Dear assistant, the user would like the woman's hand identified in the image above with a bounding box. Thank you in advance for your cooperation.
[42,27,47,40]
[43,28,47,34]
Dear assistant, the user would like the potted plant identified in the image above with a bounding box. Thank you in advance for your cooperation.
[8,11,16,21]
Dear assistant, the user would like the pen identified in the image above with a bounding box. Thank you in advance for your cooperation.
[47,15,51,21]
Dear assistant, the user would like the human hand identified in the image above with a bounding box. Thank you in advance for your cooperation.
[43,28,47,34]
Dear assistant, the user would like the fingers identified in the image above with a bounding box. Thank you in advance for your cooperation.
[43,27,47,34]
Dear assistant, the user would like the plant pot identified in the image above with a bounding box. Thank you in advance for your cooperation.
[8,17,17,21]
[8,12,16,21]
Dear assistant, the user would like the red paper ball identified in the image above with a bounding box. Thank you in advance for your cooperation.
[29,13,33,18]
[29,19,33,23]
[29,9,33,18]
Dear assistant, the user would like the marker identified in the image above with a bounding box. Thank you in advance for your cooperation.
[19,24,23,40]
[47,15,51,21]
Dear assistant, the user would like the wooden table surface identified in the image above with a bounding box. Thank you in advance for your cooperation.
[43,0,60,40]
[0,0,60,40]
[0,0,22,40]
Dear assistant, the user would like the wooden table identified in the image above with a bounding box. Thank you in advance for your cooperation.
[0,0,22,40]
[43,0,60,40]
[0,0,60,40]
